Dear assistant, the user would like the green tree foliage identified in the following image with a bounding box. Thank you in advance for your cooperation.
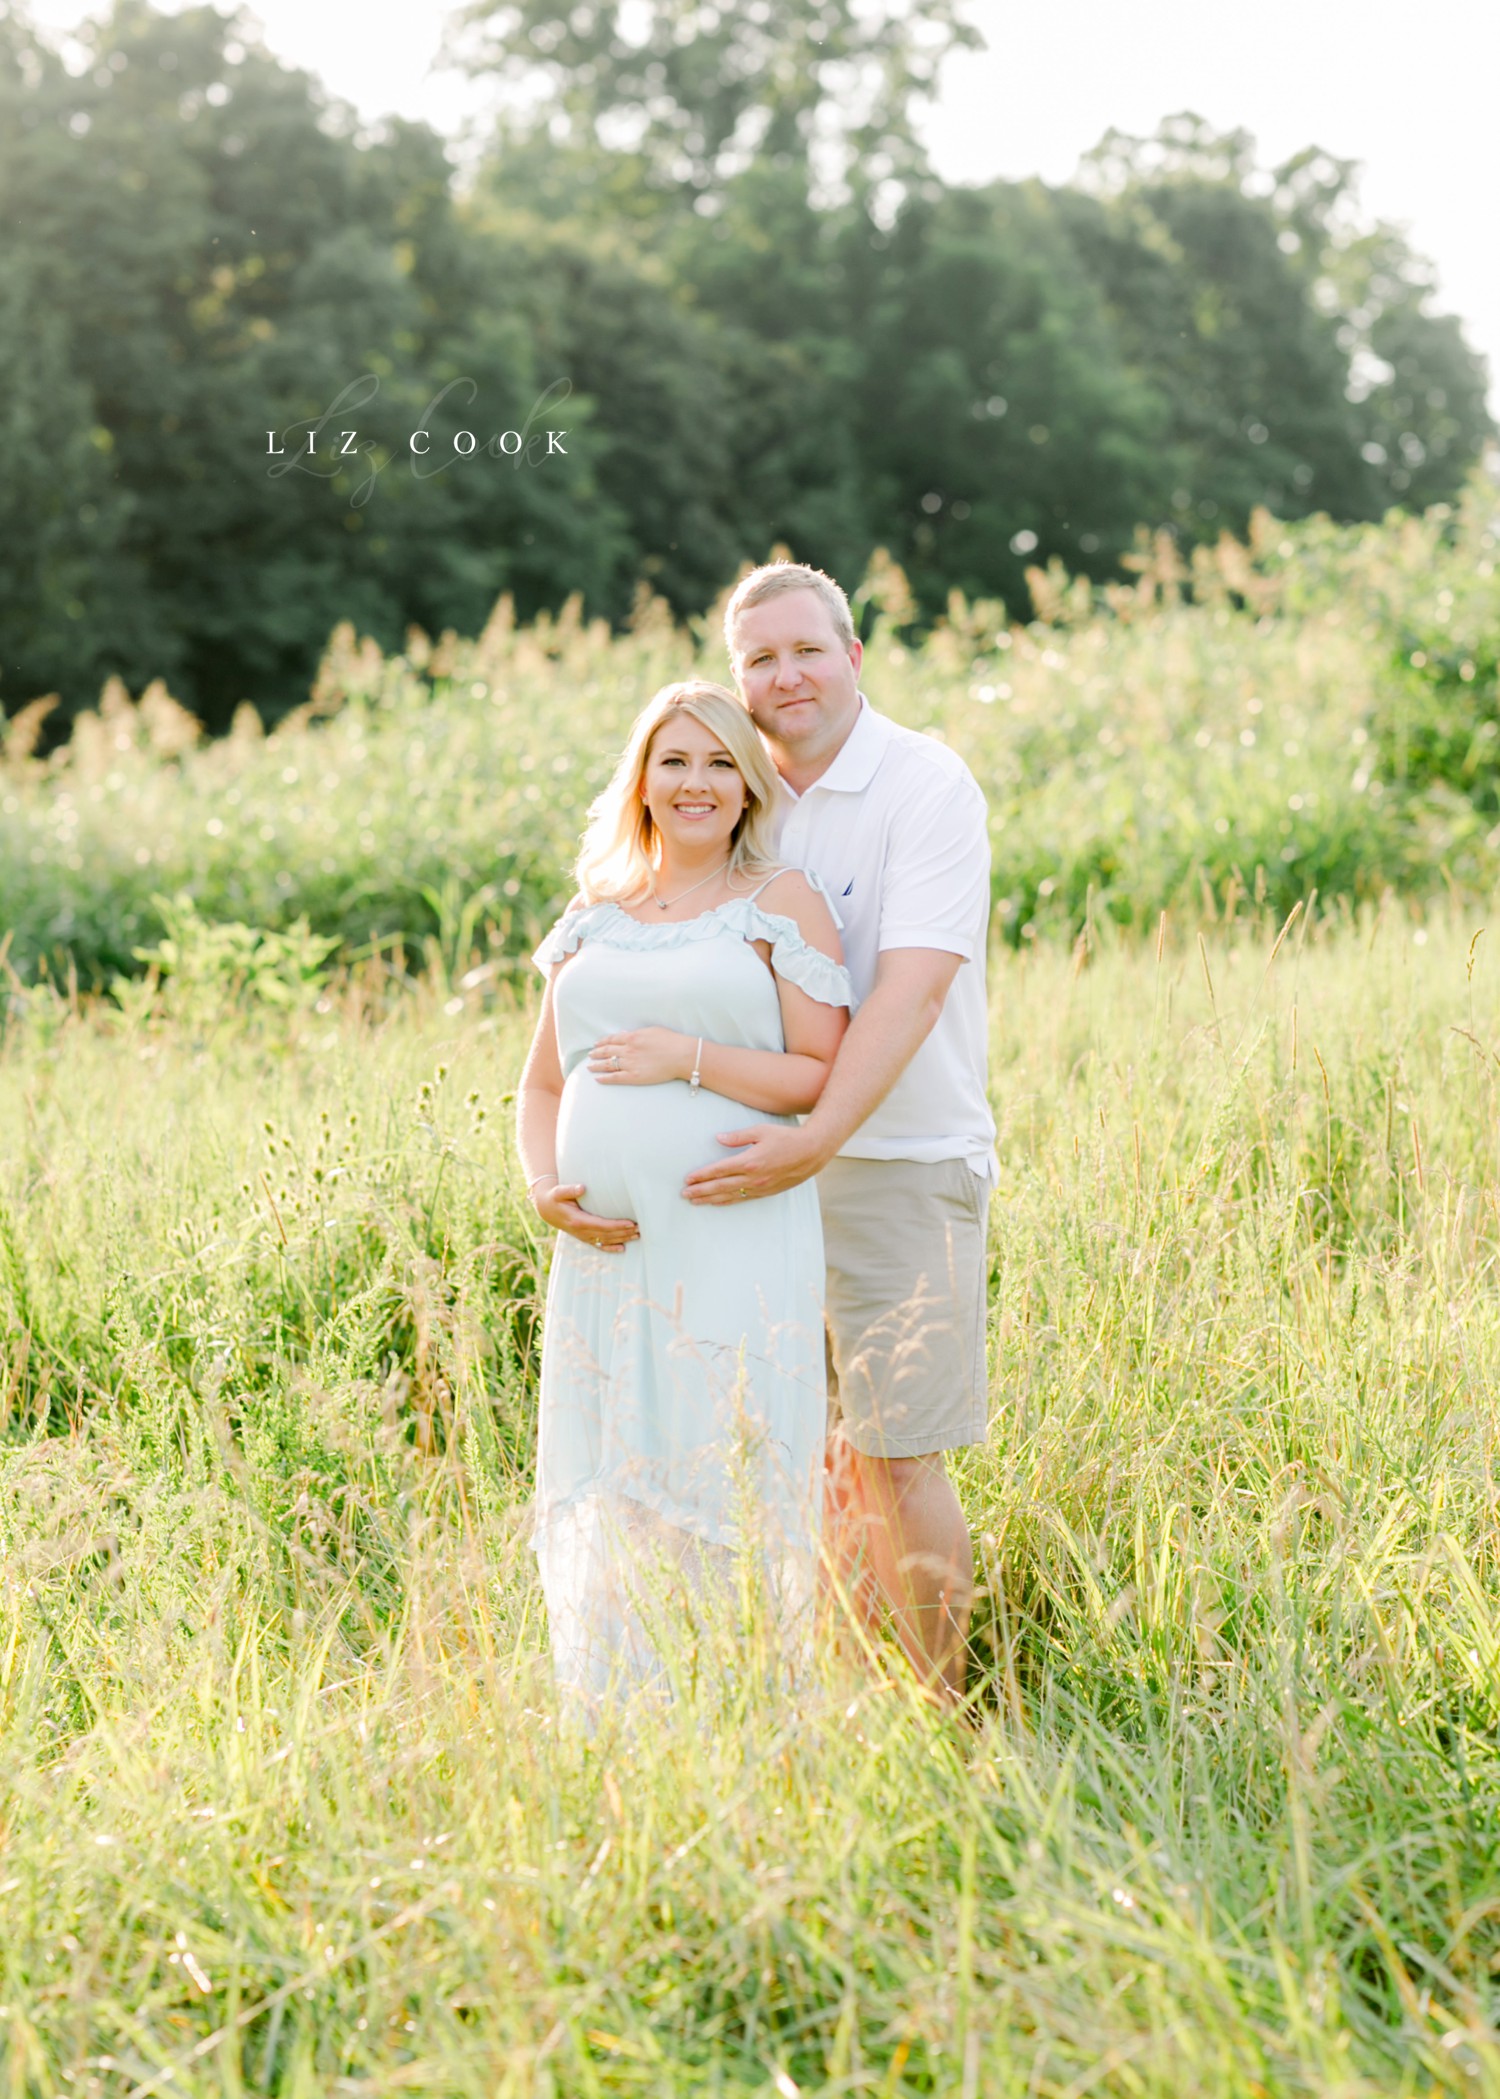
[836,183,1173,610]
[646,168,1173,612]
[1058,116,1493,542]
[447,0,980,203]
[0,1,608,730]
[0,248,147,711]
[474,205,751,610]
[0,3,1490,727]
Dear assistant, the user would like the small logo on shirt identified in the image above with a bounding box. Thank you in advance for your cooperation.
[841,880,854,897]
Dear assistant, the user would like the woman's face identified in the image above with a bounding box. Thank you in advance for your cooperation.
[641,711,749,858]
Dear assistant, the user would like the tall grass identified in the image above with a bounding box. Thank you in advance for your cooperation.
[6,895,1500,2092]
[1,488,1496,986]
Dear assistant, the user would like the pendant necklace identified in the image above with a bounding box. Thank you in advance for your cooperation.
[650,857,731,911]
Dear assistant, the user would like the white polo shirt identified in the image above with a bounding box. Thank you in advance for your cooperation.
[774,697,998,1179]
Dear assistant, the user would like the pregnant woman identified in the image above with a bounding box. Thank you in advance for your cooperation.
[516,680,851,1708]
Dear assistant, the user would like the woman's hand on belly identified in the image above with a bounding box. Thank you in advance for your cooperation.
[534,1180,640,1253]
[587,1028,692,1086]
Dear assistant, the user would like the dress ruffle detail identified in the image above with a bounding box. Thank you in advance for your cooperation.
[534,899,853,1009]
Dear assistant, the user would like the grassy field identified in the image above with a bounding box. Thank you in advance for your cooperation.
[3,489,1500,2092]
[5,883,1500,2094]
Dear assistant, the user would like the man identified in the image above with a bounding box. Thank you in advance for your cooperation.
[683,560,996,1702]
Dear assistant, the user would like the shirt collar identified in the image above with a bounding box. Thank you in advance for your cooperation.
[778,694,889,802]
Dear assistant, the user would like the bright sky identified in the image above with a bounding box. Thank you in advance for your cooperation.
[27,0,1500,409]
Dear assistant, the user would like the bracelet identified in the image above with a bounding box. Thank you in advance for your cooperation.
[689,1037,703,1092]
[526,1171,559,1194]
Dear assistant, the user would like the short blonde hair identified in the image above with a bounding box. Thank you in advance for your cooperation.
[575,681,784,904]
[723,561,856,654]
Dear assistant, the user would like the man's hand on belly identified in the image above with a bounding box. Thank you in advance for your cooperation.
[682,1123,828,1204]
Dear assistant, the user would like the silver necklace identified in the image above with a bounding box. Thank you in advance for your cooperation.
[650,858,730,911]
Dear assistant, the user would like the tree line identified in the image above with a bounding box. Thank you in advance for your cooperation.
[1,0,1491,734]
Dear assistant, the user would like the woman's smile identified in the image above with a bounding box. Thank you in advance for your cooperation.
[642,713,750,850]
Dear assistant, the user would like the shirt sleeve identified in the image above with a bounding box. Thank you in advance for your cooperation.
[877,767,991,960]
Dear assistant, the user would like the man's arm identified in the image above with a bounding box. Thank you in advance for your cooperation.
[681,946,960,1204]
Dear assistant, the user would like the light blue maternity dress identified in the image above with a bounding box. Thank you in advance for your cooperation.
[532,890,852,1705]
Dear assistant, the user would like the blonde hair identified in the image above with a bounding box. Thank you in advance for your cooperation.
[724,561,856,653]
[575,681,784,904]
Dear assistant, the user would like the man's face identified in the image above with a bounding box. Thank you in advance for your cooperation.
[729,589,863,758]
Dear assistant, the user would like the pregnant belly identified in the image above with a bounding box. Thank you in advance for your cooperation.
[555,1069,773,1221]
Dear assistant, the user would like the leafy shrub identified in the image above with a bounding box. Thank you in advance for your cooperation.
[122,892,340,1025]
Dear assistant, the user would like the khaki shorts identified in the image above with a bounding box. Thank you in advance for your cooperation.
[818,1156,991,1459]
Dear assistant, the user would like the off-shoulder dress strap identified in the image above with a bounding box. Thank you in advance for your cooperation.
[741,863,844,930]
[742,867,794,902]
